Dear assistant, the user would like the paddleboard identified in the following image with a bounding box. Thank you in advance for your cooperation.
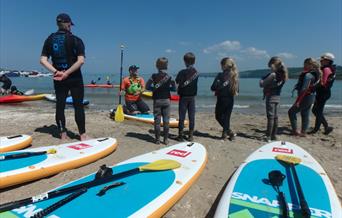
[142,91,180,101]
[0,94,46,103]
[0,135,32,153]
[2,142,207,218]
[119,112,188,128]
[45,94,90,106]
[0,137,117,189]
[214,141,342,218]
[84,84,119,88]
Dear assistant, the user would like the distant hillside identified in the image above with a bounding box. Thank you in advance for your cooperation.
[200,66,342,80]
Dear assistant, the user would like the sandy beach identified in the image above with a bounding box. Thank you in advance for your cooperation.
[0,101,341,217]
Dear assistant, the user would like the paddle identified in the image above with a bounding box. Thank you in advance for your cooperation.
[24,89,34,96]
[276,155,311,218]
[0,159,181,212]
[268,170,289,218]
[114,45,125,122]
[0,149,57,161]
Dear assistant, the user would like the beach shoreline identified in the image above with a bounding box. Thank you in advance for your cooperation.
[0,104,341,217]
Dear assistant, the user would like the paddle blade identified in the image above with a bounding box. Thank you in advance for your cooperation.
[115,105,124,122]
[24,89,34,96]
[139,160,181,171]
[47,149,57,154]
[276,154,302,165]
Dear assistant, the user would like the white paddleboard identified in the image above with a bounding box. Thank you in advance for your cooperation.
[0,134,32,153]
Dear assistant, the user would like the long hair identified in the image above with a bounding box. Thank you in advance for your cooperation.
[220,57,239,96]
[268,56,288,81]
[304,57,322,82]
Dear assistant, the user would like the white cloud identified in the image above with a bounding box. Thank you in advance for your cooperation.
[276,52,296,59]
[203,40,241,54]
[241,47,270,59]
[165,49,175,53]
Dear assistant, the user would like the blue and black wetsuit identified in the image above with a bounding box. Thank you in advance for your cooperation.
[41,30,86,135]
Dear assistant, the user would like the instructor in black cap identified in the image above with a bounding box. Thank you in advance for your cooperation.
[40,13,88,141]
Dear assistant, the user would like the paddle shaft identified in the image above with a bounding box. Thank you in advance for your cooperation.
[119,46,124,104]
[0,168,139,212]
[278,192,289,218]
[0,151,47,161]
[290,164,311,217]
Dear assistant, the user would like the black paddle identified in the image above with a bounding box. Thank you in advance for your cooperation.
[0,149,56,161]
[276,155,311,218]
[0,160,180,212]
[268,170,289,218]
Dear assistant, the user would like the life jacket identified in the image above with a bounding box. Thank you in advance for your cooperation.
[294,70,320,94]
[127,77,142,94]
[50,31,77,70]
[322,65,336,89]
[262,72,285,98]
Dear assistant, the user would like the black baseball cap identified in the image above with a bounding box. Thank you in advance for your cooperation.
[129,65,139,71]
[56,13,74,25]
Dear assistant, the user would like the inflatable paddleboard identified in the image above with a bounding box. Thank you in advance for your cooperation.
[0,137,117,189]
[84,84,119,88]
[3,142,207,218]
[142,91,180,101]
[214,141,342,218]
[0,94,46,103]
[122,112,187,128]
[0,135,32,153]
[45,94,90,106]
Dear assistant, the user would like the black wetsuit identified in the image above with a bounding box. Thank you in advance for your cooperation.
[41,30,86,134]
[0,75,12,92]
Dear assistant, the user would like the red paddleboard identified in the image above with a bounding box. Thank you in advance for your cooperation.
[0,94,46,103]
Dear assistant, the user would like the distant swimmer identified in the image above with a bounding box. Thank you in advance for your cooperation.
[0,74,12,95]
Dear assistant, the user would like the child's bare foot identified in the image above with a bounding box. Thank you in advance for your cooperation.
[80,134,91,141]
[60,132,67,140]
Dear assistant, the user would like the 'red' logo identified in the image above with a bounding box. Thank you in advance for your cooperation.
[167,149,191,158]
[272,147,293,154]
[68,143,92,150]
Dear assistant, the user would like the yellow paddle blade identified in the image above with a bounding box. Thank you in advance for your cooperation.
[275,154,302,165]
[115,105,124,122]
[139,160,181,171]
[47,148,57,154]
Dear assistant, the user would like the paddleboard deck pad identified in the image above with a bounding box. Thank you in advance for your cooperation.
[0,137,117,189]
[2,142,207,218]
[214,141,342,218]
[0,135,32,153]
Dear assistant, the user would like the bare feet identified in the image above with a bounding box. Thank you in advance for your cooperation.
[60,132,67,140]
[80,134,91,141]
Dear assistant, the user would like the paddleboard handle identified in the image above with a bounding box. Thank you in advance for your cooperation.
[96,182,125,196]
[30,188,87,218]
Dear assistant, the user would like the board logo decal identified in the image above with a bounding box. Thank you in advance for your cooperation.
[167,149,191,158]
[68,143,92,150]
[272,147,293,154]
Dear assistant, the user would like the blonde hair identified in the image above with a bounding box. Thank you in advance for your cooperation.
[304,57,322,81]
[268,56,289,81]
[220,57,239,96]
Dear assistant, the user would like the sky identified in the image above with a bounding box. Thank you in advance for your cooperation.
[0,0,341,74]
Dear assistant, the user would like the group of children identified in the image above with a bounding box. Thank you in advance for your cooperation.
[119,52,336,144]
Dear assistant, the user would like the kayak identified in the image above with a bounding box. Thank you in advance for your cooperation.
[84,84,119,88]
[45,94,90,106]
[142,91,180,101]
[0,94,46,103]
[214,141,342,218]
[2,142,207,217]
[0,134,32,153]
[0,137,117,189]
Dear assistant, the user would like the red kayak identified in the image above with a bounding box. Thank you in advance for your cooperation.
[0,94,46,103]
[84,84,119,88]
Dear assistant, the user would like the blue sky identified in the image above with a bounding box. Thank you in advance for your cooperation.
[0,0,341,74]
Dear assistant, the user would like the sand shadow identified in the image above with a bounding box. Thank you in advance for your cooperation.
[205,170,236,218]
[193,130,222,140]
[125,132,155,143]
[237,132,264,141]
[34,125,79,140]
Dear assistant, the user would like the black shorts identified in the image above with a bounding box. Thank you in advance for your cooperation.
[125,98,150,114]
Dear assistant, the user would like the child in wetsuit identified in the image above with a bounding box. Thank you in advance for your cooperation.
[176,52,199,141]
[260,57,288,142]
[146,57,176,144]
[211,57,239,141]
[0,74,12,95]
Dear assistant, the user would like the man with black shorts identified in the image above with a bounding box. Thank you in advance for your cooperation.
[40,13,88,140]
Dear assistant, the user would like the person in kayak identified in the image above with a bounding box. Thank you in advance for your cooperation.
[40,13,88,141]
[0,74,12,95]
[211,57,239,141]
[146,57,176,145]
[288,58,321,136]
[121,65,150,114]
[176,52,199,141]
[309,53,336,135]
[259,57,288,142]
[10,86,24,95]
